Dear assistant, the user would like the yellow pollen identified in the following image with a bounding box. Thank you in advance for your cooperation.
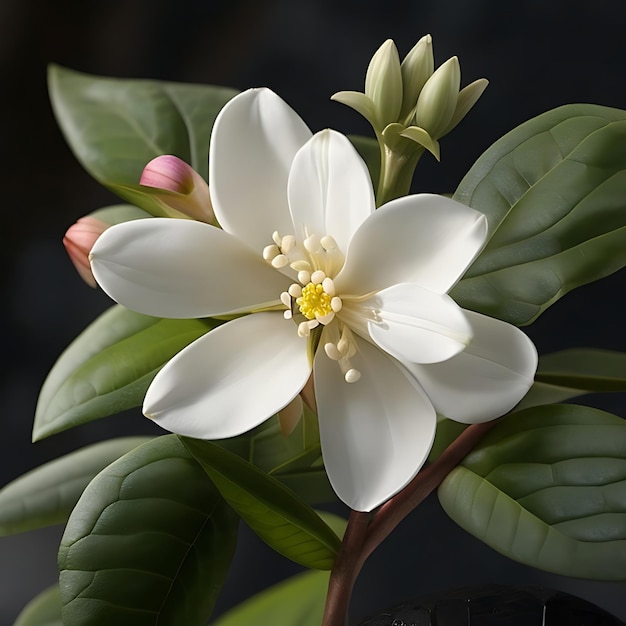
[296,282,333,320]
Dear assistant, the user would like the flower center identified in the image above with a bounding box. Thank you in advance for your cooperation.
[297,282,333,320]
[262,229,361,383]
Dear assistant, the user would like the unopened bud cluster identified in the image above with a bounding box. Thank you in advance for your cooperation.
[332,35,488,161]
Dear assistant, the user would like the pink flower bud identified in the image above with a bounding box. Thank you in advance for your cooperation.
[63,216,109,288]
[140,155,214,223]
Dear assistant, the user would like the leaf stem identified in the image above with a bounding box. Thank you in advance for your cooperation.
[321,420,498,625]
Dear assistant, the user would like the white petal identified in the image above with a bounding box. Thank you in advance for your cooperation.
[209,88,312,252]
[334,194,487,296]
[288,130,375,255]
[406,311,538,423]
[314,335,436,511]
[144,312,311,438]
[350,283,472,364]
[90,218,290,318]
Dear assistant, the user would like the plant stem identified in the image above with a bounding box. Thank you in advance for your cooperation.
[322,510,371,626]
[321,420,498,625]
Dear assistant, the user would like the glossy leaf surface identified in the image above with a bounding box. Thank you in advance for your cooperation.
[48,65,237,213]
[0,437,149,535]
[182,437,341,569]
[212,571,330,626]
[452,104,626,326]
[58,435,238,626]
[34,305,216,440]
[13,585,63,626]
[439,404,626,579]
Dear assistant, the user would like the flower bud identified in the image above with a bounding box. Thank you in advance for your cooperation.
[364,39,403,128]
[441,78,489,137]
[63,216,108,288]
[415,56,460,139]
[400,34,434,121]
[140,155,214,223]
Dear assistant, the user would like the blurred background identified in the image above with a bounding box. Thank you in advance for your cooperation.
[2,0,626,623]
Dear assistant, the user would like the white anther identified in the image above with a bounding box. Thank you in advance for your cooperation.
[322,277,335,296]
[263,244,280,261]
[288,284,302,298]
[298,322,311,337]
[283,310,293,320]
[304,234,321,253]
[344,368,361,383]
[291,260,312,272]
[281,235,296,253]
[316,312,335,325]
[331,296,343,312]
[272,231,282,246]
[311,270,326,284]
[320,235,338,251]
[307,319,320,330]
[280,291,291,308]
[271,254,289,269]
[297,270,311,285]
[324,342,343,360]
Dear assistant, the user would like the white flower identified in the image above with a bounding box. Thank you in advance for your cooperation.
[90,88,537,512]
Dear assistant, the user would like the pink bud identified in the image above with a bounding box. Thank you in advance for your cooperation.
[140,155,214,223]
[63,216,108,288]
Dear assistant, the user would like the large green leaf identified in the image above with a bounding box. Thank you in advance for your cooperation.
[0,437,149,535]
[452,104,626,326]
[48,65,237,212]
[517,348,626,410]
[13,586,63,626]
[58,435,238,626]
[34,305,217,440]
[182,437,341,569]
[212,570,330,626]
[438,404,626,580]
[535,348,626,391]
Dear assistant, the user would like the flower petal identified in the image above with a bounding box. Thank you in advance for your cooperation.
[144,312,311,438]
[209,88,312,252]
[314,335,436,511]
[406,310,538,423]
[90,218,290,318]
[347,283,472,364]
[334,193,487,296]
[288,129,375,255]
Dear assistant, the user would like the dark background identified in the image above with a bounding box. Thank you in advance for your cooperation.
[2,0,626,623]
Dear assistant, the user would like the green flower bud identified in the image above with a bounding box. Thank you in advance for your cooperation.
[441,78,489,137]
[415,56,460,139]
[364,39,403,128]
[399,34,434,122]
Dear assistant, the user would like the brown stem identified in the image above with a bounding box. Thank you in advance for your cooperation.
[322,510,371,626]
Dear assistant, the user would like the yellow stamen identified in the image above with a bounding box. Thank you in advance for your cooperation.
[296,282,333,320]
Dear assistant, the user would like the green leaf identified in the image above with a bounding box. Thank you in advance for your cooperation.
[34,305,217,440]
[226,405,335,504]
[14,585,63,626]
[517,348,626,410]
[438,404,626,580]
[212,570,330,626]
[48,64,237,211]
[535,348,626,391]
[182,437,341,569]
[58,435,238,626]
[89,203,152,225]
[0,437,149,535]
[452,104,626,326]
